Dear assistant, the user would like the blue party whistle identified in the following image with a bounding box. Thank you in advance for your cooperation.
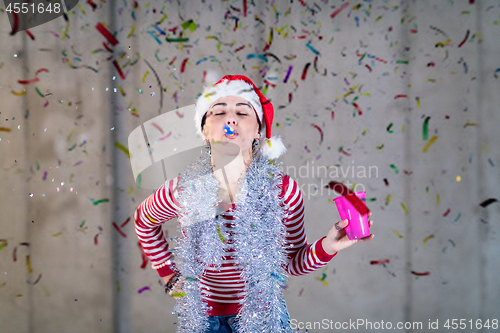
[223,124,235,136]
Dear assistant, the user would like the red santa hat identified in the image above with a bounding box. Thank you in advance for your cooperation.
[194,74,286,159]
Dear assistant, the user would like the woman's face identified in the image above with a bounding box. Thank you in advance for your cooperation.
[202,95,261,153]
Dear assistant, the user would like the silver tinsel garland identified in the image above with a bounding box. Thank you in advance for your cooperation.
[170,146,293,333]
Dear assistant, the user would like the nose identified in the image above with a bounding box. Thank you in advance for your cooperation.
[225,112,237,126]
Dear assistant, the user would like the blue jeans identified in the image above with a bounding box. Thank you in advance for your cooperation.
[205,299,291,332]
[206,315,238,333]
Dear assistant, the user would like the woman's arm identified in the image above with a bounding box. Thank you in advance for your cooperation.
[281,176,338,276]
[134,176,182,277]
[162,273,176,284]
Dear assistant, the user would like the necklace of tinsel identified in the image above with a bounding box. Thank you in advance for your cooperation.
[170,146,293,333]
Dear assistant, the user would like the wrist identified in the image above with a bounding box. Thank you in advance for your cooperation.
[162,273,176,285]
[164,272,181,294]
[321,237,337,256]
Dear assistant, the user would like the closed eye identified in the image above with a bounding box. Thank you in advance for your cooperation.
[215,112,247,116]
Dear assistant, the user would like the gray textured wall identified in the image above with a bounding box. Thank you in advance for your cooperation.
[1,1,499,332]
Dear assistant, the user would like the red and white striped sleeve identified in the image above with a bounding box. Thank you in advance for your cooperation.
[280,175,337,276]
[133,176,182,277]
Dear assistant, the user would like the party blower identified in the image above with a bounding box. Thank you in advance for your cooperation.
[332,191,370,240]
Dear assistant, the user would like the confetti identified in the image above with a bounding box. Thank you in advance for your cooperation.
[127,25,136,38]
[166,38,189,43]
[263,28,273,52]
[28,273,42,285]
[142,70,150,83]
[216,225,227,244]
[411,271,430,276]
[301,63,311,80]
[422,135,438,153]
[422,234,435,244]
[464,120,478,127]
[112,60,126,80]
[479,198,498,208]
[423,116,430,140]
[391,229,403,239]
[159,132,172,141]
[310,124,323,144]
[115,141,130,158]
[270,272,286,283]
[430,25,448,38]
[180,58,189,73]
[401,202,409,215]
[18,78,40,85]
[11,89,26,96]
[146,214,157,223]
[10,12,19,35]
[120,217,131,228]
[330,2,350,19]
[35,87,45,98]
[458,29,470,48]
[112,222,127,238]
[95,22,119,46]
[91,198,110,206]
[144,59,164,115]
[370,259,390,265]
[138,286,151,294]
[26,255,33,273]
[315,268,329,286]
[326,181,370,216]
[352,102,363,116]
[390,164,399,174]
[305,43,320,55]
[284,66,293,83]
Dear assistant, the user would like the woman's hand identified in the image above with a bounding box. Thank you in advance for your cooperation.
[163,273,185,299]
[168,276,185,299]
[321,211,374,255]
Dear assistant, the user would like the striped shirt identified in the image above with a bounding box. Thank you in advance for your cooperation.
[134,174,337,316]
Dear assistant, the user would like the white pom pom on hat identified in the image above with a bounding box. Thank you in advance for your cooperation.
[194,74,286,159]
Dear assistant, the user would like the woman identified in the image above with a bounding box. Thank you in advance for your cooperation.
[134,75,374,333]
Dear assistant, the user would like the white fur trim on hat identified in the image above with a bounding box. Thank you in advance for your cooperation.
[194,79,264,138]
[262,135,287,160]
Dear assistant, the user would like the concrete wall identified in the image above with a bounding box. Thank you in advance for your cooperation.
[1,1,499,332]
